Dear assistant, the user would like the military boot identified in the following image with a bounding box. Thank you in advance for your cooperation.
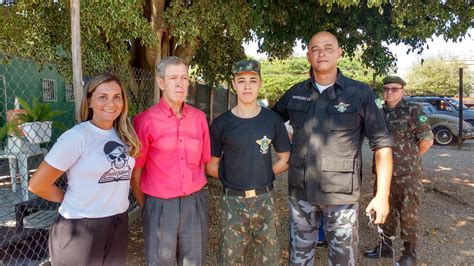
[363,238,394,259]
[396,242,417,266]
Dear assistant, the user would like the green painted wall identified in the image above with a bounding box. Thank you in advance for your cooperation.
[0,54,75,146]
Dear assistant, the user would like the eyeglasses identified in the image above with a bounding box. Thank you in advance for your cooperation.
[383,87,403,93]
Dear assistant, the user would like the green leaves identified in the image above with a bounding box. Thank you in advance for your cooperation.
[259,55,382,104]
[80,1,157,76]
[0,97,66,139]
[16,97,65,123]
[1,1,156,80]
[1,0,471,90]
[406,58,473,96]
[250,0,471,75]
[259,58,310,105]
[188,0,252,87]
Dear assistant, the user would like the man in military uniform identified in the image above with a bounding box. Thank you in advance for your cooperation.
[273,31,394,265]
[364,76,434,265]
[207,60,291,265]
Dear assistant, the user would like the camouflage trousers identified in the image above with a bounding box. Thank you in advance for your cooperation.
[289,197,359,266]
[380,180,421,244]
[218,192,280,266]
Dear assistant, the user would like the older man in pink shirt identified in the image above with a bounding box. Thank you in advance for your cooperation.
[131,56,211,266]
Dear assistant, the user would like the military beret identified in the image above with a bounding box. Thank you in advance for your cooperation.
[232,60,261,76]
[383,75,406,86]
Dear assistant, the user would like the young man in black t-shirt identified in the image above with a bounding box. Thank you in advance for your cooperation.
[207,60,291,265]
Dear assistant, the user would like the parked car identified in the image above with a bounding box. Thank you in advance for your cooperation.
[413,102,473,145]
[406,96,474,126]
[452,97,474,109]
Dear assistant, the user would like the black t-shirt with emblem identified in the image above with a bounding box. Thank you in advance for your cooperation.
[210,108,291,191]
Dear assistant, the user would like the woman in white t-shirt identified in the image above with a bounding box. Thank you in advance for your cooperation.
[29,73,141,265]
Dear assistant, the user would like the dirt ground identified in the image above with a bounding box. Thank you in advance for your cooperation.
[127,140,474,265]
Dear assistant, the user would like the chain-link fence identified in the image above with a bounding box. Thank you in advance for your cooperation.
[104,65,155,115]
[0,53,156,264]
[0,51,235,264]
[0,54,72,264]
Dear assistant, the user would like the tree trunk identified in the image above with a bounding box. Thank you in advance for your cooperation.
[138,0,197,103]
[71,0,83,122]
[147,0,167,103]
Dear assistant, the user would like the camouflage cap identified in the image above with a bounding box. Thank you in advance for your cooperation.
[383,75,406,86]
[232,60,261,76]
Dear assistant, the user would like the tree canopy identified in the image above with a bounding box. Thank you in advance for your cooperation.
[252,0,472,74]
[1,0,472,86]
[0,1,156,78]
[405,58,473,96]
[259,57,309,106]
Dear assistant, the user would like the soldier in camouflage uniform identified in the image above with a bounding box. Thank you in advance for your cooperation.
[364,76,434,266]
[206,60,291,265]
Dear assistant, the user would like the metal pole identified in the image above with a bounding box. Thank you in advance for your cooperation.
[372,73,376,89]
[1,76,6,118]
[153,56,161,104]
[227,81,232,110]
[71,0,83,122]
[458,68,463,150]
[209,87,214,124]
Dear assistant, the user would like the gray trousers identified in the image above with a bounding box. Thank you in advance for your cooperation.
[143,189,209,266]
[49,211,128,266]
[289,197,359,266]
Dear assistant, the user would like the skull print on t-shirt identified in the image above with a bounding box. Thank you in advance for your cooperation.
[98,141,132,183]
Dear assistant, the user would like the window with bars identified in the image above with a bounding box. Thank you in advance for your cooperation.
[0,0,15,6]
[42,79,57,102]
[65,83,74,102]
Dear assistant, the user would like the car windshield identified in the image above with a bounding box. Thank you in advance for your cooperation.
[447,99,468,110]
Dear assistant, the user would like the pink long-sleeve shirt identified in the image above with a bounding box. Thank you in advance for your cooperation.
[133,100,211,199]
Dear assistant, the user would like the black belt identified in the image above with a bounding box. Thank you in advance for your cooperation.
[223,184,273,198]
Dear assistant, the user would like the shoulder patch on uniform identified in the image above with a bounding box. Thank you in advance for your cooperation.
[375,98,384,109]
[418,115,428,123]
